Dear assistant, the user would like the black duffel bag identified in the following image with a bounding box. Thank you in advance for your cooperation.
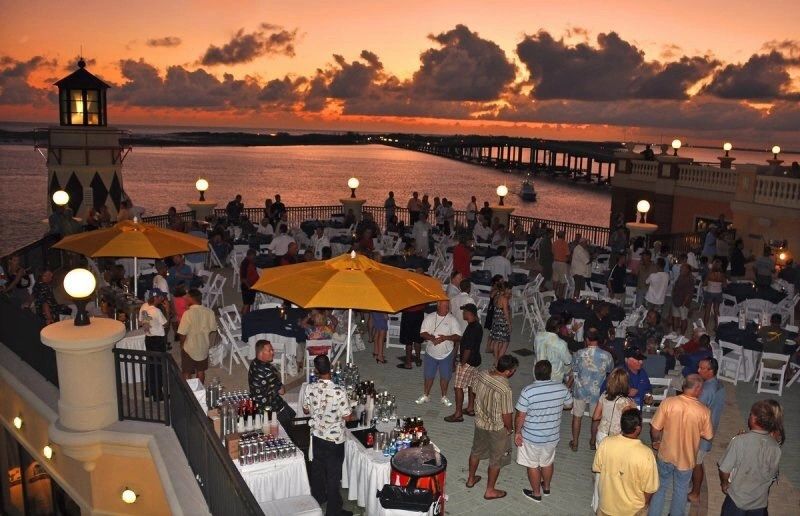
[376,485,433,512]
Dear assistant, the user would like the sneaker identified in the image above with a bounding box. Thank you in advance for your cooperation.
[440,396,453,407]
[522,489,542,502]
[415,394,430,404]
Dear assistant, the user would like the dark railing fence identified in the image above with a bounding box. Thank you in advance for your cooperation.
[113,348,169,424]
[112,349,262,515]
[2,233,63,273]
[141,210,197,228]
[0,297,59,386]
[651,232,704,255]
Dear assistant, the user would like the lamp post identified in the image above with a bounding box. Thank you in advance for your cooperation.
[52,190,69,207]
[671,139,682,156]
[63,268,96,326]
[772,145,781,160]
[767,145,783,169]
[348,177,360,198]
[636,199,651,224]
[496,184,508,206]
[719,142,735,169]
[195,178,209,202]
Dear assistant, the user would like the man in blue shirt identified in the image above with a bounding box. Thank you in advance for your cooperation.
[603,348,652,407]
[688,357,725,504]
[515,360,573,502]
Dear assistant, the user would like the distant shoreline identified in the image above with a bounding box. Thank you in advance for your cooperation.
[0,129,367,147]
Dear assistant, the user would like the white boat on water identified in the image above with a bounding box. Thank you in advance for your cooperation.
[520,178,537,202]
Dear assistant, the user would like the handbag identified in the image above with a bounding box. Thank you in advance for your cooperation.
[376,485,434,511]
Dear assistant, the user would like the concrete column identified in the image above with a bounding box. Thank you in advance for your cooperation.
[340,198,367,222]
[493,206,515,228]
[186,200,218,222]
[40,318,126,432]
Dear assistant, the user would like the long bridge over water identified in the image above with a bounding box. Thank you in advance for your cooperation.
[379,135,621,185]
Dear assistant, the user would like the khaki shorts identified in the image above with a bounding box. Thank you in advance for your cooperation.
[471,426,513,468]
[671,305,689,319]
[553,262,569,281]
[572,398,597,417]
[454,363,478,390]
[516,440,557,468]
[181,349,209,374]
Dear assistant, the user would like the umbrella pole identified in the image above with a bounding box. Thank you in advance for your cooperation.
[134,256,138,297]
[347,308,353,363]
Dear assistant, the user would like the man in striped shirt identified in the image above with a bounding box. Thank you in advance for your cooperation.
[515,360,573,503]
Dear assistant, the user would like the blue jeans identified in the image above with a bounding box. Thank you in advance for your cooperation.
[648,458,692,516]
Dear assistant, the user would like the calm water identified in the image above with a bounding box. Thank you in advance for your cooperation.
[3,142,796,256]
[0,144,616,255]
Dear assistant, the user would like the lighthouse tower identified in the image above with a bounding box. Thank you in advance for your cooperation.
[38,58,129,219]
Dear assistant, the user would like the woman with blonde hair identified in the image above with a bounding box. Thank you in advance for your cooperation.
[591,367,636,512]
[490,281,512,364]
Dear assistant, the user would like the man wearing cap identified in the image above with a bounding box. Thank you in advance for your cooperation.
[605,348,653,409]
[177,288,218,383]
[445,303,482,422]
[140,288,169,400]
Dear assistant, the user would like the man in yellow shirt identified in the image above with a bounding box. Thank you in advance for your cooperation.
[177,288,218,383]
[593,408,658,515]
[648,374,713,516]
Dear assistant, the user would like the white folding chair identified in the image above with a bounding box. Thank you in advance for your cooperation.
[643,377,673,424]
[623,286,637,311]
[529,237,542,262]
[470,256,485,272]
[512,240,528,262]
[754,353,790,396]
[204,274,227,308]
[207,244,225,268]
[221,326,251,374]
[718,340,743,385]
[386,313,403,349]
[304,339,333,383]
[218,304,242,332]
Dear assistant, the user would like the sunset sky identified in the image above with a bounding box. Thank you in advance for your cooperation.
[1,0,799,146]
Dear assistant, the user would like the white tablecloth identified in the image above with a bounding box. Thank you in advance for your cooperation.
[340,430,437,516]
[235,424,312,503]
[341,430,392,515]
[116,329,146,383]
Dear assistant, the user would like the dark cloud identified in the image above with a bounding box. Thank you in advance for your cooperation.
[63,55,97,71]
[703,51,800,100]
[761,39,800,59]
[200,23,297,66]
[516,30,717,100]
[114,59,264,110]
[0,55,55,105]
[146,36,182,48]
[258,76,305,109]
[411,24,516,101]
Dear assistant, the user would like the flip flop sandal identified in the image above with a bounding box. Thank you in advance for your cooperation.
[484,491,507,500]
[569,440,578,452]
[466,476,482,488]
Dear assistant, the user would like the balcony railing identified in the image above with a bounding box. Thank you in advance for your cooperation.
[628,160,659,181]
[754,175,800,208]
[677,164,737,192]
[141,210,197,228]
[0,297,59,386]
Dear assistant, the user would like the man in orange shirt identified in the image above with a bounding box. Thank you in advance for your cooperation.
[552,230,570,298]
[648,374,713,516]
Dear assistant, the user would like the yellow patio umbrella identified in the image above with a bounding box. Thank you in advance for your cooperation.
[251,251,447,361]
[53,220,209,296]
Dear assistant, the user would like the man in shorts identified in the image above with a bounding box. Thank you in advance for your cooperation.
[177,288,218,383]
[515,360,573,502]
[416,301,462,407]
[445,303,482,422]
[398,303,426,369]
[466,354,518,500]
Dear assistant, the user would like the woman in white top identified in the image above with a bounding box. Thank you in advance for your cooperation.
[590,367,636,512]
[703,259,727,328]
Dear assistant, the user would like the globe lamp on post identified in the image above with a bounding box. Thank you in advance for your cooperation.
[52,190,69,207]
[723,142,732,157]
[347,177,360,198]
[636,199,651,224]
[496,184,508,206]
[63,268,96,326]
[772,145,781,160]
[195,178,209,201]
[121,488,138,504]
[671,139,682,156]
